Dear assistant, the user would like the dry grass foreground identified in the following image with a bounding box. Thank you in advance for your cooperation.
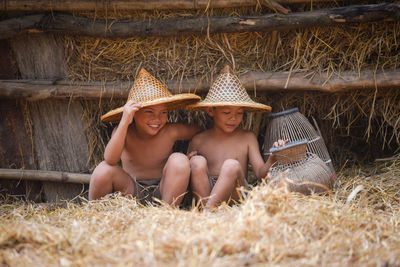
[1,160,400,266]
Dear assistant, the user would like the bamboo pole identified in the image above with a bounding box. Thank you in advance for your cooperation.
[0,0,336,11]
[0,70,399,100]
[1,4,399,39]
[0,168,91,184]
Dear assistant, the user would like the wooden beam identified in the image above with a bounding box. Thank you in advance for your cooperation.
[240,70,400,93]
[0,0,336,11]
[0,168,91,184]
[1,4,399,39]
[0,70,399,100]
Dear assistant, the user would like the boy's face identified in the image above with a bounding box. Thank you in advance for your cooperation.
[134,103,168,135]
[208,106,244,133]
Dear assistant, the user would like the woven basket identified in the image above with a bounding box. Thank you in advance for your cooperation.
[264,107,336,182]
[267,153,333,195]
[269,139,308,164]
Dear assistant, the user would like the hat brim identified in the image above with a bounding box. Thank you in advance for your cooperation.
[101,93,200,122]
[186,101,271,113]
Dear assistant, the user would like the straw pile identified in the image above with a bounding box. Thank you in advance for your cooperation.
[1,159,399,266]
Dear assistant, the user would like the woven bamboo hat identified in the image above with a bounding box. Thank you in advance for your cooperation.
[101,68,200,122]
[186,65,271,112]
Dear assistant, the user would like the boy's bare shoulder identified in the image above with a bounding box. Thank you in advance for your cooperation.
[162,122,178,130]
[236,128,256,138]
[163,122,197,131]
[236,129,258,145]
[191,129,212,142]
[160,122,183,134]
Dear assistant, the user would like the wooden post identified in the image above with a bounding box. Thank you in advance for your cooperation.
[0,169,91,184]
[0,0,337,11]
[0,70,399,100]
[1,4,399,39]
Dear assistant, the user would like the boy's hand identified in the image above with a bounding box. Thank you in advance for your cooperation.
[267,139,288,166]
[272,139,288,148]
[121,100,142,125]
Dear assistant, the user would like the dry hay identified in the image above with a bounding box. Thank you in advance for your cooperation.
[65,22,400,83]
[64,1,400,82]
[61,4,400,169]
[1,159,400,266]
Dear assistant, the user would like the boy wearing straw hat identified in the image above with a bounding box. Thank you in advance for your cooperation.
[187,65,286,209]
[89,68,201,207]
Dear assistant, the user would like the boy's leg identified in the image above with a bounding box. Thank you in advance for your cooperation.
[160,152,190,207]
[89,161,134,200]
[189,155,211,206]
[206,159,245,209]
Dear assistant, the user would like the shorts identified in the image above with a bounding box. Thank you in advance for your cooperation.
[208,176,250,191]
[131,177,162,204]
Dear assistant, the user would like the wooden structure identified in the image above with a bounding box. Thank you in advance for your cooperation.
[1,1,399,202]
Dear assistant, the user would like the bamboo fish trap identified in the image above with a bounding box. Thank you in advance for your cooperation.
[263,107,336,181]
[267,139,333,194]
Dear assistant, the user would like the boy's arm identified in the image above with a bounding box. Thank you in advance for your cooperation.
[187,132,204,158]
[249,136,288,180]
[104,101,142,165]
[187,139,196,158]
[247,132,269,180]
[170,123,202,141]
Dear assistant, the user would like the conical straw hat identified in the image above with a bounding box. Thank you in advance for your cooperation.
[101,68,200,122]
[186,65,271,112]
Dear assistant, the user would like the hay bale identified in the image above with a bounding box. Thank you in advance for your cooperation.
[0,160,399,265]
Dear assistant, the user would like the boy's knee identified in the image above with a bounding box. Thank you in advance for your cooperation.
[190,155,207,172]
[94,161,113,173]
[168,152,190,171]
[221,159,241,174]
[91,161,115,183]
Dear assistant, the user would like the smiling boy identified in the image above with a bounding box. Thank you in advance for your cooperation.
[89,68,201,207]
[187,65,285,209]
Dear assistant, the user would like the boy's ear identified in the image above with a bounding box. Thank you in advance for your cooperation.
[206,107,214,117]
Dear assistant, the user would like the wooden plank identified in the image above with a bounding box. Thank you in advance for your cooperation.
[10,34,90,202]
[29,99,90,201]
[0,79,133,99]
[0,69,399,100]
[0,169,90,184]
[0,100,42,201]
[0,40,16,79]
[0,100,35,170]
[0,40,42,202]
[239,70,400,93]
[0,0,335,11]
[1,4,399,39]
[9,34,66,79]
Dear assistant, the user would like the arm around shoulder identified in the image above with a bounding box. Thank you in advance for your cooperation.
[169,123,202,141]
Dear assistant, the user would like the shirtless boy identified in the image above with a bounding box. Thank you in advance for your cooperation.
[187,65,285,209]
[89,68,201,207]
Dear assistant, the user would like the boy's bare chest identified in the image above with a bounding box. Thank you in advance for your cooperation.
[124,135,174,162]
[198,137,248,175]
[200,138,247,161]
